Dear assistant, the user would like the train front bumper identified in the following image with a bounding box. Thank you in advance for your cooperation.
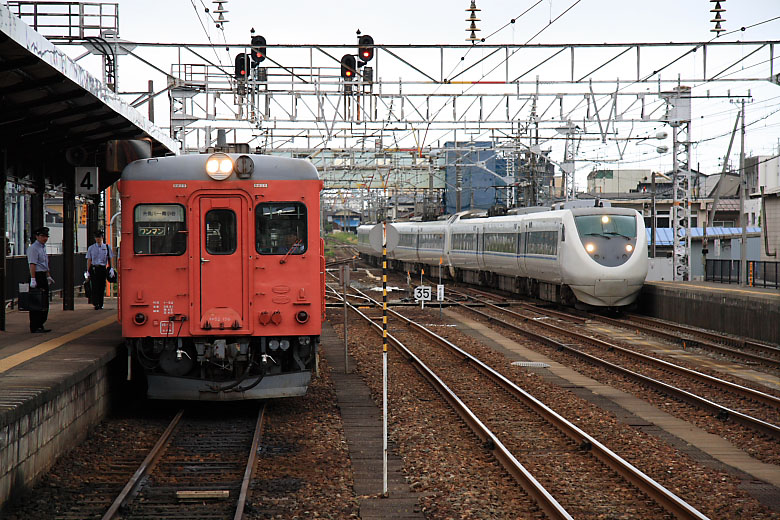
[569,279,643,307]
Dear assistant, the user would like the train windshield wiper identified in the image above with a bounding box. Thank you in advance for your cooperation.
[603,231,632,238]
[279,239,303,264]
[584,232,609,239]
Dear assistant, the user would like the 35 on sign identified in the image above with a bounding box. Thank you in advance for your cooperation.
[414,286,432,301]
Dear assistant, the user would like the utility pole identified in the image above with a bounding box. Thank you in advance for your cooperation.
[530,97,538,206]
[651,170,656,258]
[667,86,692,281]
[455,150,462,212]
[739,99,747,286]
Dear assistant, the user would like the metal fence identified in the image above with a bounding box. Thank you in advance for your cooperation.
[5,253,88,305]
[705,259,780,289]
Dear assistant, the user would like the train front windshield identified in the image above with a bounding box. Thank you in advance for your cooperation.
[256,202,307,255]
[574,214,636,239]
[134,204,187,255]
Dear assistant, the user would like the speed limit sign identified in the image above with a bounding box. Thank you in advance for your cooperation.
[414,286,431,301]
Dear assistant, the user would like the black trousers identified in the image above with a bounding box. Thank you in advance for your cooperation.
[90,265,107,308]
[29,272,49,332]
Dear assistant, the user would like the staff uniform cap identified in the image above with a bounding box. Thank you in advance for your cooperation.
[94,230,105,237]
[35,227,49,236]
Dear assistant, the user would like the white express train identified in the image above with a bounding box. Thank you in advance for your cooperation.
[357,202,649,308]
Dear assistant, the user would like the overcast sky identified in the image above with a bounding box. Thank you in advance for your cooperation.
[54,0,780,182]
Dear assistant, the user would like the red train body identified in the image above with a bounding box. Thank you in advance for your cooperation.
[119,153,324,400]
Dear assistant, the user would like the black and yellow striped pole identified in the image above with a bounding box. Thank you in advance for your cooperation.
[382,220,388,496]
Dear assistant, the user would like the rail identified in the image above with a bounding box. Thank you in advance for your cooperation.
[451,295,780,440]
[101,404,266,520]
[346,285,710,520]
[618,314,780,364]
[705,259,780,289]
[102,409,184,520]
[333,288,574,520]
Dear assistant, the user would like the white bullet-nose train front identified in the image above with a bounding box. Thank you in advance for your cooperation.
[561,209,648,307]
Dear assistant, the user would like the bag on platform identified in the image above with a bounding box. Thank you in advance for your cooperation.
[83,278,92,303]
[18,284,45,312]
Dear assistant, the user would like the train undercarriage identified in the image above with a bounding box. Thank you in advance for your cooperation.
[128,334,319,400]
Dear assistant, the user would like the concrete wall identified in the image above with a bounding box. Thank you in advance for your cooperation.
[0,363,115,509]
[638,283,780,345]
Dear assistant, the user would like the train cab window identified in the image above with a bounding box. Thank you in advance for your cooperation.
[574,215,637,239]
[256,202,307,255]
[205,209,237,254]
[133,204,186,255]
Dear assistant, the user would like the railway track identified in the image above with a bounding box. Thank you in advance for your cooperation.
[101,404,265,520]
[455,284,780,368]
[336,285,709,520]
[446,288,780,443]
[593,313,780,367]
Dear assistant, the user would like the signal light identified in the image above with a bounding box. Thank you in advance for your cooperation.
[340,54,356,79]
[358,34,374,63]
[251,35,266,63]
[234,53,249,79]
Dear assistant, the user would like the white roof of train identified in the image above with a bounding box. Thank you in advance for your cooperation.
[122,154,319,181]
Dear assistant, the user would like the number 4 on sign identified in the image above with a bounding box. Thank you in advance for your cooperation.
[75,167,99,195]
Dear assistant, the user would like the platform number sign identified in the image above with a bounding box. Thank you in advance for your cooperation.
[75,167,99,195]
[414,286,431,302]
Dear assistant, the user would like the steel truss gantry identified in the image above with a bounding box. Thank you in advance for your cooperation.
[108,40,776,155]
[13,2,779,271]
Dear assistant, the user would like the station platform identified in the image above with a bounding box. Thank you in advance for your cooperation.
[638,281,780,345]
[0,297,122,510]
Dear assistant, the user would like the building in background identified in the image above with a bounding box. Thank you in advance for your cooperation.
[444,142,555,213]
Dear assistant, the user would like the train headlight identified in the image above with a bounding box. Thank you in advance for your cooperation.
[585,243,596,253]
[625,244,634,253]
[235,155,254,179]
[601,215,610,224]
[296,310,309,323]
[268,339,280,351]
[133,312,147,325]
[206,153,233,180]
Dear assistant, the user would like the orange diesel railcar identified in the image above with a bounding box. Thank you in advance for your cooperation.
[119,153,324,400]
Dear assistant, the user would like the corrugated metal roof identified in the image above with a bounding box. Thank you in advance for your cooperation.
[646,227,761,246]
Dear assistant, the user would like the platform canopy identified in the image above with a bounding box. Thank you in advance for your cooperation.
[0,4,177,190]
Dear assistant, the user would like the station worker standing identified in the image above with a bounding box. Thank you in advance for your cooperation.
[27,227,53,333]
[85,230,114,310]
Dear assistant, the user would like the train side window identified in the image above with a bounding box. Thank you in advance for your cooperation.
[205,209,237,255]
[256,202,307,255]
[133,204,186,255]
